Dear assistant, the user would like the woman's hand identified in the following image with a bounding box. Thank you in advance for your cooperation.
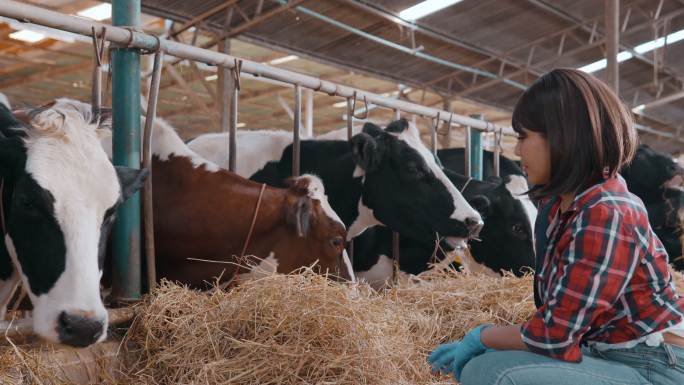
[427,324,491,380]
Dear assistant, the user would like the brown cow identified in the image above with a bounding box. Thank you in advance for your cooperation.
[54,98,354,288]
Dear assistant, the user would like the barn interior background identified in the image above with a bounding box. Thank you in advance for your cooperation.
[2,1,684,384]
[1,0,683,156]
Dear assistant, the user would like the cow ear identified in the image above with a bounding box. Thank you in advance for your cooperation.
[0,137,26,178]
[469,194,493,218]
[115,166,149,201]
[361,122,383,138]
[385,118,409,134]
[350,133,382,172]
[286,196,312,238]
[284,176,311,196]
[92,107,112,129]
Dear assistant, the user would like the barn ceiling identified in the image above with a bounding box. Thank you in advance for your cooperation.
[1,0,683,155]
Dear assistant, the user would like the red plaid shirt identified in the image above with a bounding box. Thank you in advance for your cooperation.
[520,176,684,362]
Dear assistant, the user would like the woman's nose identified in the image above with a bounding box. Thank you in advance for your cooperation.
[514,140,522,157]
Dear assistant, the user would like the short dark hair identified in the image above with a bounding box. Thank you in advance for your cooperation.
[511,68,637,199]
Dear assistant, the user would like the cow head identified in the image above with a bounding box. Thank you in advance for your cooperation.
[453,172,536,275]
[0,102,147,347]
[622,145,684,204]
[284,175,354,282]
[645,187,684,269]
[349,119,483,246]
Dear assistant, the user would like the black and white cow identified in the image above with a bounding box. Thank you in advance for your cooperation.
[621,145,684,205]
[436,147,537,228]
[0,102,147,347]
[436,148,537,235]
[187,129,295,178]
[251,119,484,248]
[190,123,537,279]
[645,187,684,269]
[352,169,536,286]
[620,145,684,265]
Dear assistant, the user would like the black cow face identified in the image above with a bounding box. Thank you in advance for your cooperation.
[646,187,684,269]
[0,104,146,348]
[457,173,536,275]
[622,145,684,204]
[349,119,483,244]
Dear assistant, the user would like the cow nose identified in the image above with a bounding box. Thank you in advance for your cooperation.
[57,311,105,347]
[465,216,484,238]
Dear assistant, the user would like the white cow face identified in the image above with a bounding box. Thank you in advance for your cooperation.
[0,103,146,347]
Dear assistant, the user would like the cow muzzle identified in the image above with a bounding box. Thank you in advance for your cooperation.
[465,217,484,239]
[56,311,106,347]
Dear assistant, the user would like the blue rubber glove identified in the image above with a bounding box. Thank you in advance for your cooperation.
[427,324,492,380]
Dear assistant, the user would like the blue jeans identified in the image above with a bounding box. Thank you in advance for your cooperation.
[460,343,684,385]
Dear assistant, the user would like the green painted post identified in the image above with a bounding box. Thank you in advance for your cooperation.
[112,0,142,301]
[469,114,483,180]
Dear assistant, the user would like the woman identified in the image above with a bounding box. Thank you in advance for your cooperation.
[428,68,684,385]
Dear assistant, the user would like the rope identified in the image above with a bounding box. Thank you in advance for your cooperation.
[460,177,473,193]
[240,183,267,258]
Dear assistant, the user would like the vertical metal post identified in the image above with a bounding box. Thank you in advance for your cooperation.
[464,126,471,177]
[229,67,238,172]
[468,114,483,180]
[112,0,142,301]
[346,97,353,140]
[493,130,501,177]
[431,116,438,157]
[346,97,354,266]
[292,84,301,176]
[218,39,237,172]
[392,107,401,281]
[305,88,314,138]
[605,0,620,93]
[142,51,163,291]
[439,98,452,148]
[91,61,101,115]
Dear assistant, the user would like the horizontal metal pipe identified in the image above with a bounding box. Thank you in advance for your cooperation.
[0,308,134,340]
[0,0,511,135]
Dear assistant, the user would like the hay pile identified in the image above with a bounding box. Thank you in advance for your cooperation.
[0,339,127,384]
[112,269,533,385]
[3,269,684,384]
[673,269,684,290]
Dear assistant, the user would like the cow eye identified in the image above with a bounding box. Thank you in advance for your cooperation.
[512,224,524,234]
[406,163,428,180]
[330,236,344,248]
